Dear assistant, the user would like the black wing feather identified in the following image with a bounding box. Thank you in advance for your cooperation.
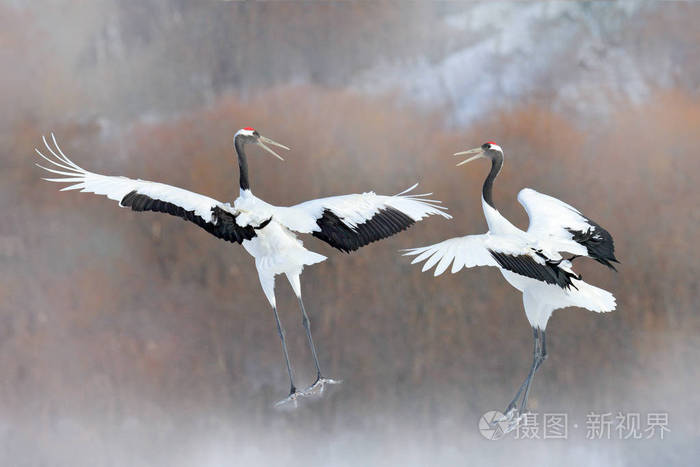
[566,218,618,270]
[489,250,580,290]
[120,190,259,244]
[312,207,415,253]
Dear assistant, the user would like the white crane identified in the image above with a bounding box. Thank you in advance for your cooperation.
[404,142,617,425]
[35,129,451,406]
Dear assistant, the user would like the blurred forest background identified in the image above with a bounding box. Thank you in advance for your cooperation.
[1,1,699,466]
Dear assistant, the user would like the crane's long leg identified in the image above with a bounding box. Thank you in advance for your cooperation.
[298,296,323,379]
[286,272,341,397]
[498,298,551,431]
[273,305,298,398]
[535,330,547,370]
[296,297,342,396]
[504,327,540,416]
[520,328,548,413]
[258,270,302,407]
[519,344,540,414]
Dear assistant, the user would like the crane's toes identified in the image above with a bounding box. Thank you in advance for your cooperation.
[300,376,342,397]
[503,405,519,421]
[491,408,523,434]
[502,413,523,434]
[273,391,303,409]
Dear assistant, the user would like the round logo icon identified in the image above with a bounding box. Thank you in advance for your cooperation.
[478,410,508,440]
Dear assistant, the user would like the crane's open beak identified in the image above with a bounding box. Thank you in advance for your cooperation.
[454,147,485,166]
[257,136,290,161]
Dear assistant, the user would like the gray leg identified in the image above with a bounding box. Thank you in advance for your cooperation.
[520,328,549,412]
[298,296,323,380]
[535,330,547,370]
[505,327,540,414]
[519,356,538,413]
[272,306,296,395]
[295,296,341,396]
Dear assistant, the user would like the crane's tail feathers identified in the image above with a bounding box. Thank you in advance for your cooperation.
[568,279,617,313]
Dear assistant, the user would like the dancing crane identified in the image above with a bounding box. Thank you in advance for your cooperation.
[404,142,617,425]
[35,129,451,406]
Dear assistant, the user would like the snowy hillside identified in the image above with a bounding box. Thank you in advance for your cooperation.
[352,2,685,124]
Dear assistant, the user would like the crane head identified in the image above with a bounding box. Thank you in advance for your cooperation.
[234,127,290,161]
[454,141,503,166]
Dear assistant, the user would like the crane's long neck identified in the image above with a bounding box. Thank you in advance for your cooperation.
[482,154,503,209]
[234,137,250,192]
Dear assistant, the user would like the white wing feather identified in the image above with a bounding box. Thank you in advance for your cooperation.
[403,234,533,277]
[272,183,452,234]
[517,188,589,255]
[36,134,227,222]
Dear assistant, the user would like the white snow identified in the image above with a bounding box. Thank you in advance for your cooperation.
[351,2,666,125]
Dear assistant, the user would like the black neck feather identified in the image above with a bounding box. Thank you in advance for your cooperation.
[482,153,503,209]
[234,136,250,191]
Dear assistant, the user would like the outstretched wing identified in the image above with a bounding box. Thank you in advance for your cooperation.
[517,188,618,269]
[272,184,452,253]
[35,134,260,244]
[403,234,498,276]
[404,234,581,289]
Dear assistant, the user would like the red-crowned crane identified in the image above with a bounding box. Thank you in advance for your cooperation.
[36,129,451,407]
[404,142,617,427]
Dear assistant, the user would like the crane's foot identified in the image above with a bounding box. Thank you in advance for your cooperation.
[273,389,304,409]
[301,376,342,397]
[491,406,524,434]
[504,403,520,422]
